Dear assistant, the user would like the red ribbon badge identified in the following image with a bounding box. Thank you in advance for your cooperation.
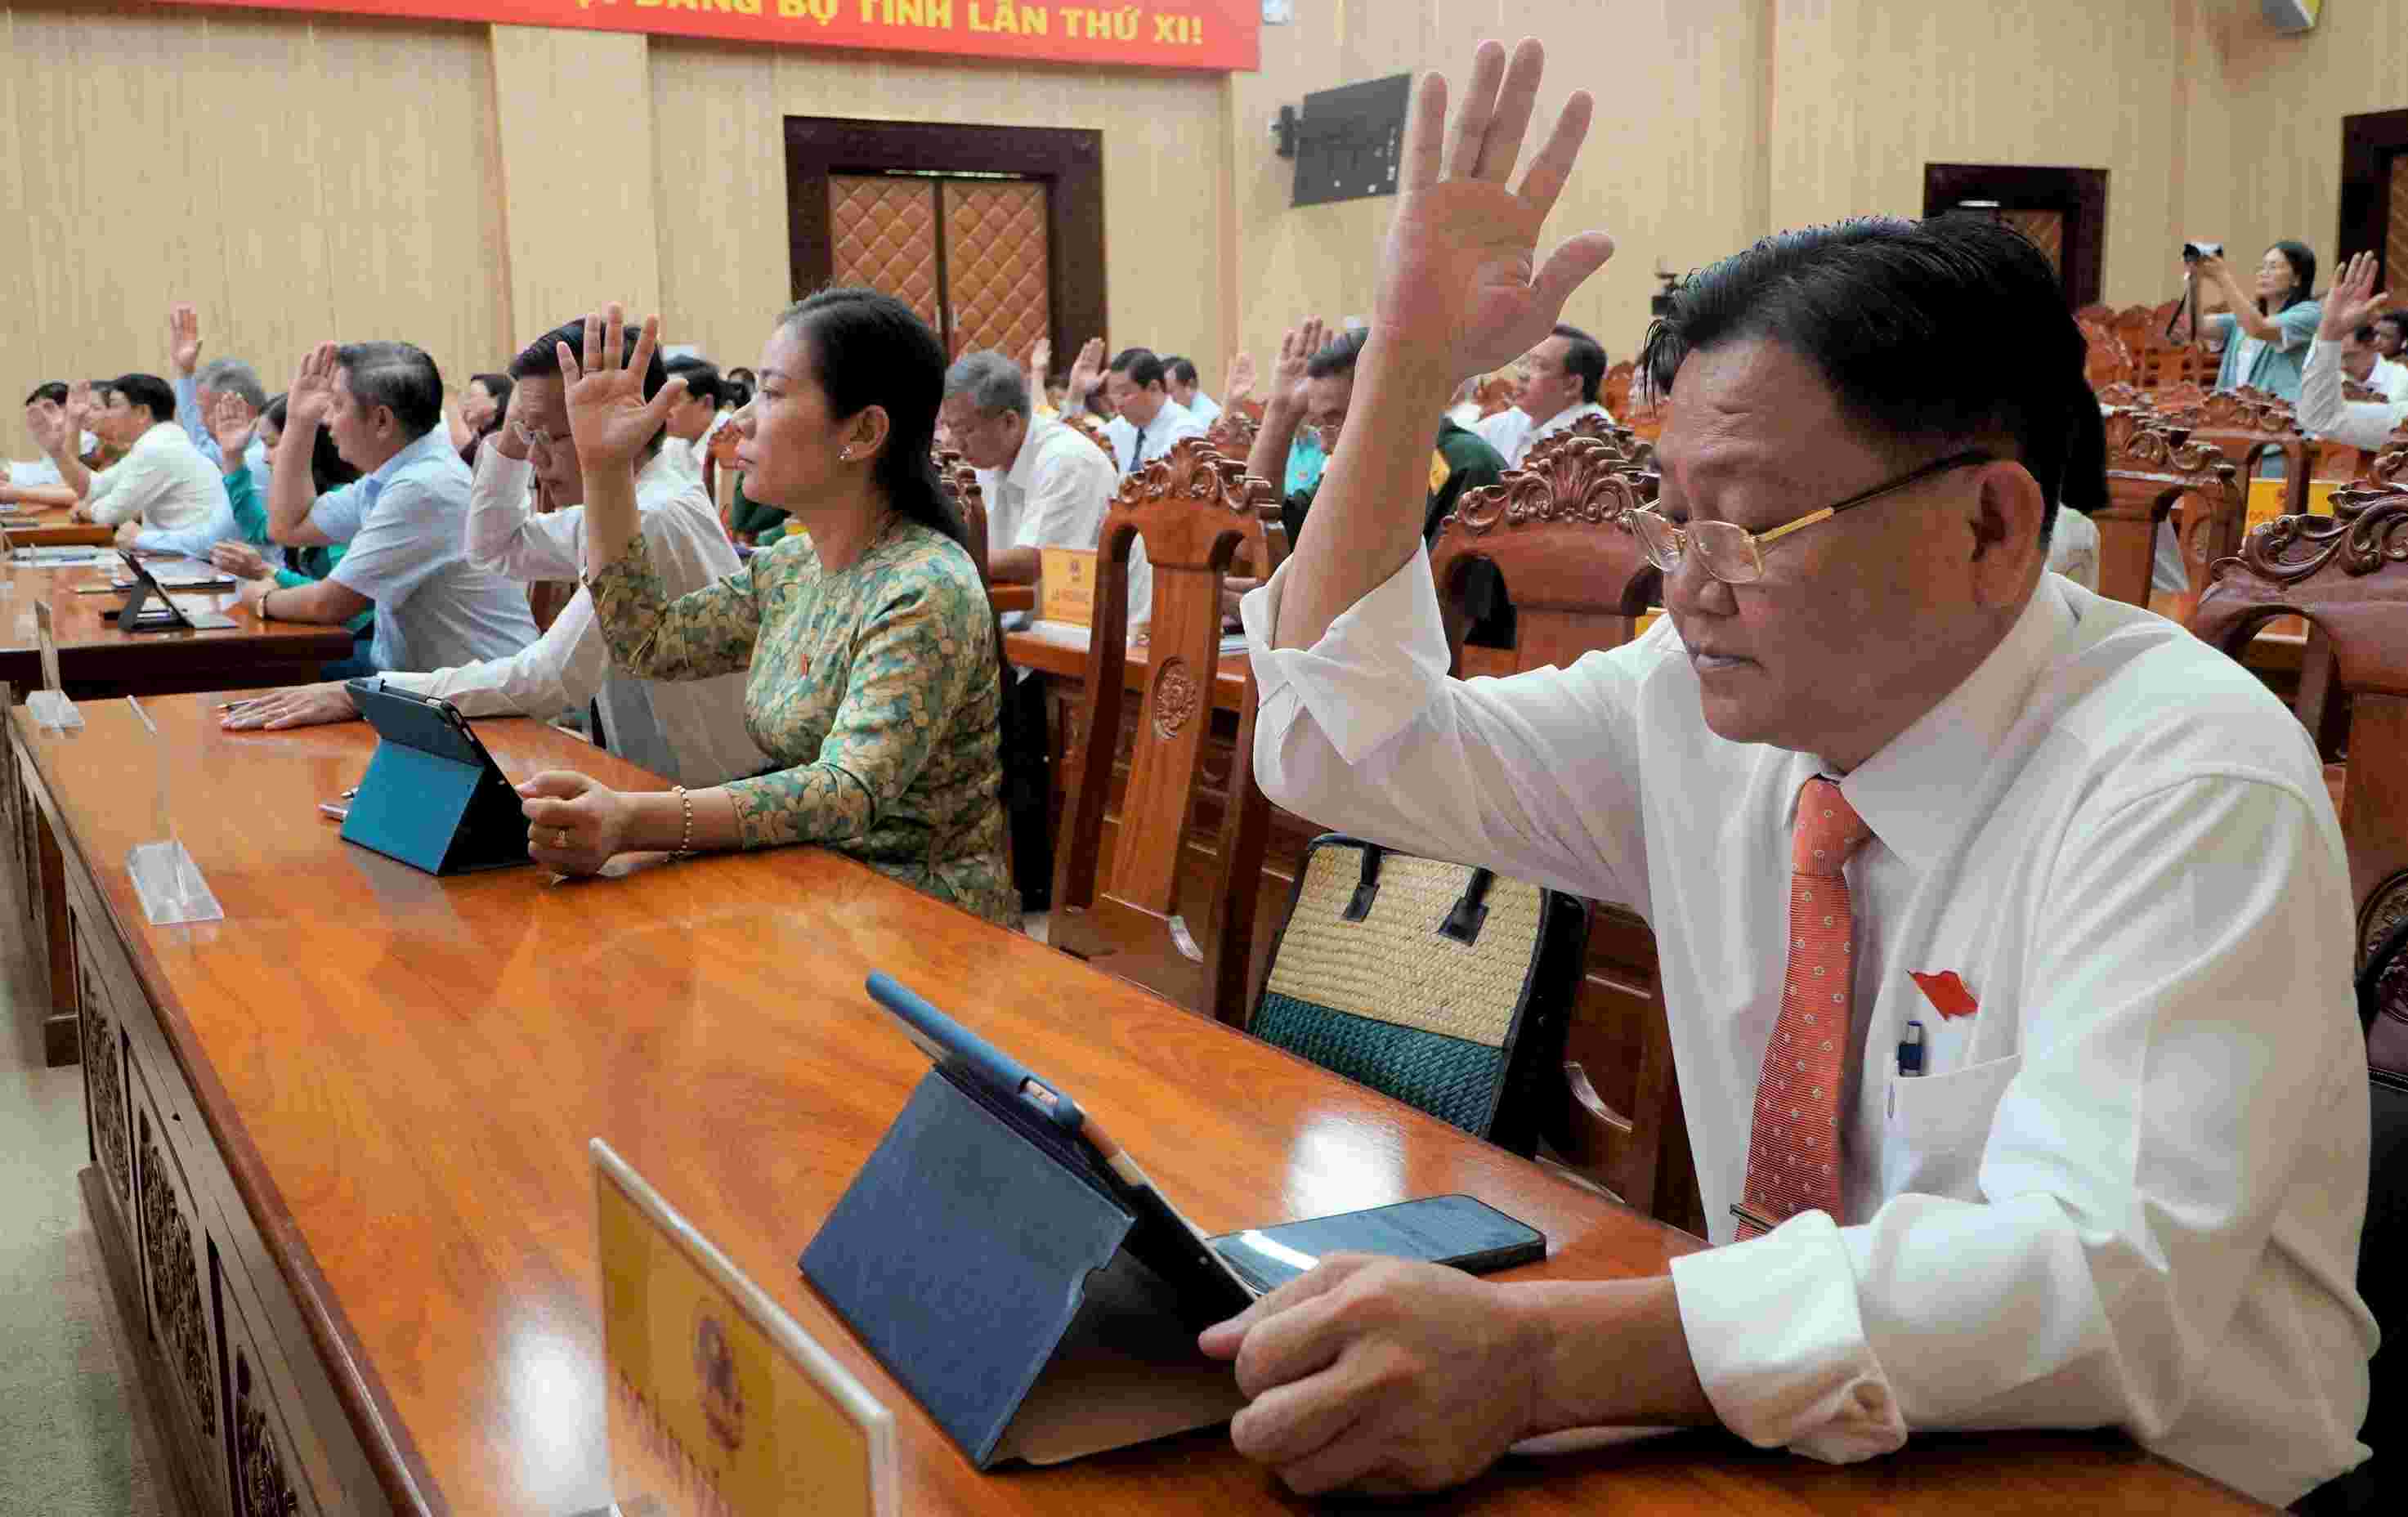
[1909,970,1979,1020]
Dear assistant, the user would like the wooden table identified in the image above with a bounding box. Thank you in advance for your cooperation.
[0,557,354,700]
[0,695,2267,1515]
[2,503,115,547]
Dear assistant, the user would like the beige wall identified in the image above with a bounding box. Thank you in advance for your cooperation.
[4,0,2397,457]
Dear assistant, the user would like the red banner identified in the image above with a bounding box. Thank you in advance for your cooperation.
[155,0,1260,72]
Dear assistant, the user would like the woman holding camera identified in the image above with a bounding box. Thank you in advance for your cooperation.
[2183,241,2321,399]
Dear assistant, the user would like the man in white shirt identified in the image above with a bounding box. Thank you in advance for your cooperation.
[1473,321,1614,467]
[1163,355,1222,427]
[2299,251,2408,451]
[939,351,1117,585]
[244,339,539,675]
[30,373,228,545]
[3,383,103,498]
[224,320,763,788]
[1201,44,2370,1507]
[1101,347,1206,475]
[656,356,724,488]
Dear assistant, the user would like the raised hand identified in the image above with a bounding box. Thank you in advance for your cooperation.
[1029,337,1052,377]
[1271,318,1330,409]
[1225,350,1258,404]
[23,398,68,457]
[1376,39,1614,380]
[61,381,97,436]
[490,378,534,462]
[2320,251,2388,343]
[1064,336,1108,402]
[555,306,687,469]
[207,390,257,460]
[168,302,203,375]
[286,342,342,432]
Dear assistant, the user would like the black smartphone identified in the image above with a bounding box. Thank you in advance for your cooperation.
[1207,1194,1546,1295]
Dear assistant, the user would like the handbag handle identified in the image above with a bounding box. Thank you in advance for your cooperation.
[1439,868,1493,946]
[1341,843,1385,922]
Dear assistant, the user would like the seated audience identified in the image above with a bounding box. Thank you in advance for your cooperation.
[659,356,724,486]
[225,320,765,790]
[2181,240,2321,399]
[445,371,515,466]
[2300,251,2408,450]
[2,383,99,504]
[29,374,227,544]
[207,393,369,629]
[514,295,1014,926]
[1162,355,1221,426]
[1206,45,2369,1508]
[2373,309,2406,361]
[167,301,274,499]
[938,350,1117,585]
[2339,315,2408,401]
[1473,321,1614,465]
[1101,347,1206,475]
[248,340,539,675]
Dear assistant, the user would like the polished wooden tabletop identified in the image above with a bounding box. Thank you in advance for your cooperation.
[1,503,115,548]
[17,695,2268,1515]
[0,556,352,695]
[1006,624,1250,705]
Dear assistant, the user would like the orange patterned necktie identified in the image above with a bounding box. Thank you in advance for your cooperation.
[1735,776,1873,1242]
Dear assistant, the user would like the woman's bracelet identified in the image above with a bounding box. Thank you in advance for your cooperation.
[670,784,693,862]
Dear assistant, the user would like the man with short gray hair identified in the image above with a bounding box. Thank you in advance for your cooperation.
[938,348,1117,587]
[167,301,273,498]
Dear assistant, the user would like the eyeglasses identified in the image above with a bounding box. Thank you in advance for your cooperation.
[512,422,564,455]
[1629,449,1995,585]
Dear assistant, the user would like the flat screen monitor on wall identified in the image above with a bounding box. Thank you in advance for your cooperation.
[1291,74,1412,208]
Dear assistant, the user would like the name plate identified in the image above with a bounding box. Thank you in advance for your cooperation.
[2245,476,2337,535]
[1038,547,1098,629]
[594,1139,895,1517]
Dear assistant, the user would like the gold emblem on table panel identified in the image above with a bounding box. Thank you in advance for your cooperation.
[696,1310,747,1455]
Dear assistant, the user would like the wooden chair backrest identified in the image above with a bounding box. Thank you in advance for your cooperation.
[2096,412,2243,608]
[1473,371,1518,418]
[1425,437,1687,1217]
[1050,438,1277,1026]
[1602,360,1636,418]
[2191,488,2408,1064]
[2135,344,2203,392]
[1063,412,1117,461]
[2186,389,2323,517]
[935,450,991,588]
[2079,318,2133,391]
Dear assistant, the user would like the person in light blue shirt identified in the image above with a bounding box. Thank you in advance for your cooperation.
[239,340,537,676]
[2182,240,2322,400]
[167,302,274,502]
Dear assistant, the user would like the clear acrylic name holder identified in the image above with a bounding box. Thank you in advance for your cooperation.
[25,599,83,731]
[124,696,222,925]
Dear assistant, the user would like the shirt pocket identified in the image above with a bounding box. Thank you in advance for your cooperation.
[1886,1052,2022,1202]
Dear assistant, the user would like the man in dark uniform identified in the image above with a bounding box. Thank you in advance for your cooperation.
[1247,322,1511,640]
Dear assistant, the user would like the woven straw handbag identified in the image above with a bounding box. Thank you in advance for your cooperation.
[1249,835,1592,1155]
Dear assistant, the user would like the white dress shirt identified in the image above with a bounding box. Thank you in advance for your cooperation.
[2299,337,2408,451]
[1473,399,1617,468]
[656,435,706,489]
[1103,396,1206,475]
[2372,353,2408,403]
[2042,504,2098,591]
[440,448,766,787]
[975,416,1118,563]
[82,421,226,530]
[1184,391,1223,427]
[1238,553,2371,1506]
[7,432,98,489]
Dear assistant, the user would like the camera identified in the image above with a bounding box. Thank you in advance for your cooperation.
[2182,241,2224,263]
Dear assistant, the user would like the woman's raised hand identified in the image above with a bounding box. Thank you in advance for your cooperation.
[1272,317,1330,409]
[207,390,257,459]
[556,305,687,471]
[1373,38,1614,381]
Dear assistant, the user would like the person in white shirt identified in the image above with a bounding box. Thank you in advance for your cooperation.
[29,374,229,546]
[1199,43,2370,1507]
[1473,321,1614,467]
[1100,347,1206,474]
[1163,355,1222,427]
[244,339,539,676]
[223,321,764,788]
[938,351,1117,585]
[2298,251,2408,452]
[3,383,102,504]
[656,356,725,488]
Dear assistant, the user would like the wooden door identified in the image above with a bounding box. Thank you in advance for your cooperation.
[827,174,943,333]
[942,179,1051,360]
[1922,163,2108,307]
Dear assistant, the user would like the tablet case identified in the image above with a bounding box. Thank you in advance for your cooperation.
[799,1065,1248,1469]
[339,682,531,875]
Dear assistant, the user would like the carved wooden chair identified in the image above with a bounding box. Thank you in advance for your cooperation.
[1063,412,1117,462]
[2187,388,2323,518]
[2079,318,2133,391]
[935,450,991,588]
[2097,382,2142,409]
[1602,360,1636,418]
[1206,409,1259,458]
[2193,496,2408,1464]
[1050,439,1278,1027]
[2096,413,2243,611]
[1421,439,1698,1227]
[1472,371,1518,419]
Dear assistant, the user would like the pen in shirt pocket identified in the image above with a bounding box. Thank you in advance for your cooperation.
[1897,1019,1924,1077]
